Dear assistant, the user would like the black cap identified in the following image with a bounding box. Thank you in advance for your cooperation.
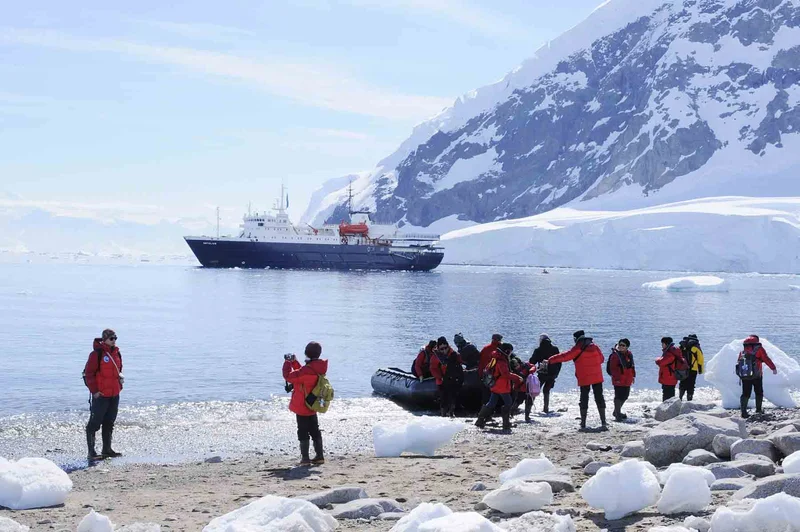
[687,334,699,341]
[573,330,585,342]
[661,337,673,345]
[492,333,503,342]
[500,342,513,354]
[618,338,630,347]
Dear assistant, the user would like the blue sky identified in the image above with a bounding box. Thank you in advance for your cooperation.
[1,0,603,225]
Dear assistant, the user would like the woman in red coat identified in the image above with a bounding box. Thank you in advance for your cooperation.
[283,341,328,466]
[548,330,607,431]
[475,343,519,432]
[738,335,777,418]
[655,337,681,401]
[607,338,635,422]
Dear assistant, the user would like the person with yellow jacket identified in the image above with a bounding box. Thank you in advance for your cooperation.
[679,334,704,401]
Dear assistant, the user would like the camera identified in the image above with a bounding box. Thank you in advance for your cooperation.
[284,382,294,393]
[283,353,295,361]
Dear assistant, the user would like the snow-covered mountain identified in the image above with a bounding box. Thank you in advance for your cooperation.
[311,0,800,229]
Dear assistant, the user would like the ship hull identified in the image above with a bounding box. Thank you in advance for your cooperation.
[184,238,444,271]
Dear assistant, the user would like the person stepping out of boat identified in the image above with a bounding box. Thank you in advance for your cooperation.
[475,343,521,433]
[453,333,481,370]
[478,334,503,413]
[607,338,635,422]
[529,334,561,415]
[430,337,464,417]
[411,340,437,381]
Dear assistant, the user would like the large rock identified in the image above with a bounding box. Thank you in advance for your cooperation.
[682,449,721,466]
[730,439,780,462]
[767,432,800,457]
[726,458,777,478]
[712,434,742,459]
[644,413,746,466]
[704,463,751,480]
[655,398,683,422]
[328,498,403,519]
[583,462,611,475]
[620,440,645,458]
[679,402,718,415]
[301,486,368,507]
[731,473,800,500]
[711,478,755,491]
[775,419,800,431]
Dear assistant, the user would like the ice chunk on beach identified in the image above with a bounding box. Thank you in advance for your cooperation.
[482,479,553,514]
[642,276,728,292]
[202,495,338,532]
[783,451,800,474]
[417,512,503,532]
[657,467,712,514]
[657,463,715,487]
[710,493,800,531]
[373,417,466,458]
[390,503,453,532]
[77,510,114,532]
[0,516,30,532]
[498,454,557,484]
[705,338,800,408]
[580,460,661,520]
[499,511,575,532]
[0,457,72,510]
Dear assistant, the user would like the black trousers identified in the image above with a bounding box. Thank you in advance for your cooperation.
[579,383,605,410]
[439,381,462,412]
[614,385,630,404]
[296,414,321,443]
[86,395,119,434]
[679,371,698,400]
[741,377,764,401]
[662,384,676,401]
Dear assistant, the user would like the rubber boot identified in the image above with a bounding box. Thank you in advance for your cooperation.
[612,399,623,422]
[598,407,608,431]
[755,395,763,414]
[86,431,102,462]
[501,406,512,432]
[101,426,122,458]
[299,441,311,466]
[579,406,588,431]
[475,406,492,428]
[311,437,325,465]
[524,401,532,423]
[543,393,550,415]
[447,405,456,418]
[740,396,750,419]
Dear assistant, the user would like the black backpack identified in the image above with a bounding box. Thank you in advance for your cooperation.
[606,349,633,375]
[444,351,465,385]
[82,348,104,388]
[736,348,761,380]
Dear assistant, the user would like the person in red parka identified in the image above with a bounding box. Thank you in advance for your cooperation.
[475,343,521,432]
[430,337,464,417]
[607,338,635,422]
[479,333,503,408]
[83,328,124,461]
[655,337,681,401]
[283,341,328,466]
[411,340,437,380]
[548,330,607,431]
[738,335,777,418]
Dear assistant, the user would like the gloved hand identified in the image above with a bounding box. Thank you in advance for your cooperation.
[773,369,778,375]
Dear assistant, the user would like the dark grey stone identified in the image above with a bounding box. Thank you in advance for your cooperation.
[732,473,800,500]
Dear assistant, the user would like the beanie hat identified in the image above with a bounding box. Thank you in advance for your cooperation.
[539,334,551,343]
[687,334,699,342]
[573,330,586,342]
[102,329,117,340]
[661,337,673,345]
[618,338,630,348]
[305,341,322,359]
[500,343,513,355]
[437,336,449,347]
[492,333,503,342]
[427,340,437,349]
[454,333,465,345]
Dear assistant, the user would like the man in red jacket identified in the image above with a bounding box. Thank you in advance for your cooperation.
[607,338,635,422]
[475,343,520,432]
[738,335,777,418]
[548,330,607,431]
[655,337,681,401]
[479,334,503,407]
[411,340,437,380]
[83,328,124,462]
[283,341,328,466]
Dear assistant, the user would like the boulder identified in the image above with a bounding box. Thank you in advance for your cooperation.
[682,449,721,466]
[655,398,683,422]
[620,441,645,458]
[734,452,775,463]
[732,473,800,500]
[712,434,742,459]
[679,402,718,415]
[767,432,800,457]
[726,458,777,478]
[711,478,755,491]
[301,486,368,507]
[583,462,611,475]
[644,413,746,466]
[774,419,800,431]
[730,439,780,462]
[704,463,751,480]
[328,498,403,519]
[749,428,767,436]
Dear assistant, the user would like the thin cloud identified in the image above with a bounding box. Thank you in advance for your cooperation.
[300,127,372,140]
[0,28,452,121]
[137,20,257,42]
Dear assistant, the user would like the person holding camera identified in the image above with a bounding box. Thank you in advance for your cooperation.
[282,342,328,466]
[83,328,124,461]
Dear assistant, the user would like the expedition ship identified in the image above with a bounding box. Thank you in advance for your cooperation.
[184,188,444,271]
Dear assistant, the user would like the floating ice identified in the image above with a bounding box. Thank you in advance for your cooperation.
[373,417,466,458]
[202,495,338,532]
[657,467,712,514]
[498,454,557,484]
[77,510,114,532]
[482,479,553,514]
[390,503,453,532]
[710,493,800,531]
[705,338,800,408]
[580,460,661,520]
[0,457,72,510]
[0,516,30,532]
[783,451,800,474]
[657,463,715,487]
[417,512,503,532]
[499,510,575,531]
[642,276,728,292]
[790,285,800,291]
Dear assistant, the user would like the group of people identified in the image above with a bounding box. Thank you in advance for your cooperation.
[410,330,780,433]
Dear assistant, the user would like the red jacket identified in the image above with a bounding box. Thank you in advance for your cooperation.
[608,349,636,387]
[430,348,462,385]
[739,344,776,375]
[548,341,604,387]
[84,339,123,397]
[283,358,329,416]
[512,362,532,392]
[487,352,513,394]
[479,340,501,377]
[656,345,682,386]
[413,347,433,378]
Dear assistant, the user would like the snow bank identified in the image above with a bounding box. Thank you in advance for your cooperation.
[0,516,30,532]
[77,510,114,532]
[580,460,661,520]
[390,503,453,532]
[657,468,712,514]
[498,454,557,484]
[705,338,800,408]
[0,457,72,510]
[482,480,553,513]
[202,495,337,532]
[417,512,502,532]
[657,463,715,487]
[499,511,575,532]
[783,451,800,474]
[710,493,800,531]
[642,276,728,292]
[373,417,466,458]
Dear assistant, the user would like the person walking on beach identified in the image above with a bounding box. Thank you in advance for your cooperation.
[679,334,704,401]
[453,333,480,369]
[283,342,328,466]
[607,339,635,422]
[430,337,463,417]
[83,328,124,462]
[479,333,503,409]
[475,343,520,432]
[737,335,777,418]
[656,337,683,401]
[548,331,607,431]
[412,340,437,380]
[529,334,561,415]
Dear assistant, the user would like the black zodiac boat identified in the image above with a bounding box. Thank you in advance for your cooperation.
[370,367,483,410]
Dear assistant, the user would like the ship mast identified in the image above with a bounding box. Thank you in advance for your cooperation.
[216,207,220,238]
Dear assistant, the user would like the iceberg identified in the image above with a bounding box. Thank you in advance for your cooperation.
[710,493,800,531]
[642,276,728,292]
[0,457,72,510]
[657,468,712,514]
[657,463,715,487]
[498,454,557,484]
[373,417,466,458]
[202,495,338,532]
[481,480,553,514]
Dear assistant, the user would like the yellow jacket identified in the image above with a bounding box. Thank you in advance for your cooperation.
[689,346,704,373]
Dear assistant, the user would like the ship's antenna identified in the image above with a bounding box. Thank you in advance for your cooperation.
[216,207,220,238]
[348,178,354,216]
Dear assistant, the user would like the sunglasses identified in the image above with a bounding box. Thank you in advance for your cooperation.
[107,336,117,341]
